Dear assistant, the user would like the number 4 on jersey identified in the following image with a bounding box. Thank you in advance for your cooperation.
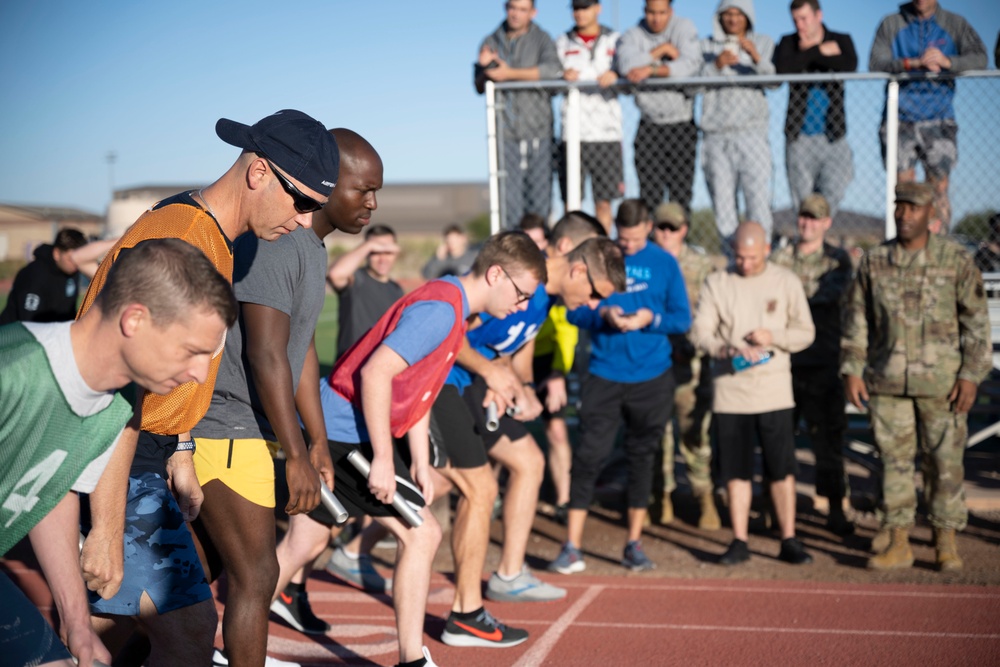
[3,449,68,528]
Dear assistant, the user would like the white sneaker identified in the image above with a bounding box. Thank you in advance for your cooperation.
[422,646,440,667]
[212,648,301,667]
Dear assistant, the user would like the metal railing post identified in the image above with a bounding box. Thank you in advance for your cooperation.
[485,80,501,235]
[884,79,900,240]
[565,86,582,213]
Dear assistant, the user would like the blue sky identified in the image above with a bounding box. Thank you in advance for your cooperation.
[0,0,997,215]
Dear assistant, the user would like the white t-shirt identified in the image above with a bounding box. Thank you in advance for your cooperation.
[22,321,124,493]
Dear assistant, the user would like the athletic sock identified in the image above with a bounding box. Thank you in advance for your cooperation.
[396,658,427,667]
[285,581,304,594]
[341,548,360,559]
[451,606,485,621]
[496,570,519,582]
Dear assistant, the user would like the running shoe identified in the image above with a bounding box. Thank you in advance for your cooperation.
[212,648,300,667]
[269,585,330,635]
[778,537,814,565]
[719,538,751,565]
[486,565,567,602]
[325,546,392,593]
[548,541,586,574]
[441,608,529,648]
[621,540,656,572]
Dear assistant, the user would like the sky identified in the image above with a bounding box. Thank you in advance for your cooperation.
[0,0,997,216]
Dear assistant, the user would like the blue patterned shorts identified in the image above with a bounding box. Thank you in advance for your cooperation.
[88,471,212,616]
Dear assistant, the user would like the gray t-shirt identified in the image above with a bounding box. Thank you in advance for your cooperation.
[335,268,404,359]
[194,227,327,441]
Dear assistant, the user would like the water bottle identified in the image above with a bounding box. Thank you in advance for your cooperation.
[732,351,772,372]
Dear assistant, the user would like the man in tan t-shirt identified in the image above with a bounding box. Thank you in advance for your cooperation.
[691,221,815,566]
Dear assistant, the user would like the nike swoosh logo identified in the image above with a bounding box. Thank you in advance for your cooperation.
[453,620,502,641]
[279,592,293,604]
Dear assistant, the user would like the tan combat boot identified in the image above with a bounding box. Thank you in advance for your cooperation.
[697,491,721,530]
[660,494,674,525]
[871,526,892,554]
[935,528,963,572]
[867,527,914,570]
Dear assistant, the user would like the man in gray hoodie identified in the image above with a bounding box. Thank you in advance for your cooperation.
[700,0,776,243]
[616,0,701,216]
[476,0,561,230]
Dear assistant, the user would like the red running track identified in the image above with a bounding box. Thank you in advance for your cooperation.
[10,563,1000,666]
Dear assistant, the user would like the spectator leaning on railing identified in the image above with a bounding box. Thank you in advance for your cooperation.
[615,0,701,218]
[773,0,858,218]
[869,0,987,231]
[556,0,624,234]
[475,0,561,230]
[699,0,776,244]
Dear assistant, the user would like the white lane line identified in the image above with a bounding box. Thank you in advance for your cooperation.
[512,584,605,667]
[550,582,1000,599]
[566,622,1000,640]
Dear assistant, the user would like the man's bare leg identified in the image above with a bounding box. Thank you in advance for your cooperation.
[438,464,497,612]
[191,480,277,666]
[374,509,442,664]
[545,416,572,509]
[137,593,216,667]
[769,474,798,540]
[274,512,331,599]
[488,434,544,576]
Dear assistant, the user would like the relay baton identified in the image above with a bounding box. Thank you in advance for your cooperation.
[318,476,349,524]
[345,449,424,527]
[485,401,522,432]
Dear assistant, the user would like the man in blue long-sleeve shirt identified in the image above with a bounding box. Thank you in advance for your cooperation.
[549,199,691,574]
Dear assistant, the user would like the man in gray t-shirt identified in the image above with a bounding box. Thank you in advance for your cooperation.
[189,129,384,665]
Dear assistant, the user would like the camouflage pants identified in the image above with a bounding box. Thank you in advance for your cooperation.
[660,354,713,497]
[792,365,849,501]
[869,394,968,530]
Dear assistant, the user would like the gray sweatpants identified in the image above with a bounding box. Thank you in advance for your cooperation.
[502,137,553,230]
[702,131,773,240]
[786,134,854,218]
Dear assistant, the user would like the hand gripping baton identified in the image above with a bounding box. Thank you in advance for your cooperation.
[345,450,424,527]
[318,476,349,524]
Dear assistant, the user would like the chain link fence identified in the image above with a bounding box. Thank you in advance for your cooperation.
[486,71,999,259]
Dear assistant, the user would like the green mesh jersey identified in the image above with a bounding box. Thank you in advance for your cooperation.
[0,323,132,555]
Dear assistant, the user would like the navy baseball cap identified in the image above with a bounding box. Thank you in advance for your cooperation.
[216,109,339,197]
[573,0,599,8]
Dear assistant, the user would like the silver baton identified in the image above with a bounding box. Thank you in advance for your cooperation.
[345,450,423,528]
[318,477,349,524]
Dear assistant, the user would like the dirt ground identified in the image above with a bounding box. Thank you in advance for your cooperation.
[351,445,1000,590]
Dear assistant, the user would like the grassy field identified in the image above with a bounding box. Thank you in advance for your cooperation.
[314,294,340,375]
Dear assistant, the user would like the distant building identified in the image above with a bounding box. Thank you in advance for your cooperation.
[107,182,490,238]
[0,204,104,261]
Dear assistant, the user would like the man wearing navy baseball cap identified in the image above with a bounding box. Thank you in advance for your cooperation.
[80,109,338,665]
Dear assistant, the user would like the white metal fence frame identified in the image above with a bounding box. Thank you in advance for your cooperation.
[486,70,1000,242]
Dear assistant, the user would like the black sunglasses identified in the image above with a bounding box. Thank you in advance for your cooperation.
[256,152,324,214]
[579,255,606,301]
[500,265,534,304]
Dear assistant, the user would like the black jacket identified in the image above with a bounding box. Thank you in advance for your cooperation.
[773,26,857,142]
[0,244,80,324]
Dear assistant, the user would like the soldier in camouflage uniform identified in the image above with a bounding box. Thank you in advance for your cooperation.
[841,182,992,572]
[772,194,854,536]
[650,202,720,529]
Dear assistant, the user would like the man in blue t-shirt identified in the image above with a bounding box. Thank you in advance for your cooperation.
[427,232,624,650]
[550,198,691,575]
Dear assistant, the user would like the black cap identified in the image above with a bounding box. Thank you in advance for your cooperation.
[572,0,599,9]
[216,109,339,196]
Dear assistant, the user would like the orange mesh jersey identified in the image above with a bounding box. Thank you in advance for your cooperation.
[78,193,234,435]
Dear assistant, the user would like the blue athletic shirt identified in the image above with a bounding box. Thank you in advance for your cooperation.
[892,16,959,121]
[320,276,468,443]
[567,241,690,383]
[445,283,554,393]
